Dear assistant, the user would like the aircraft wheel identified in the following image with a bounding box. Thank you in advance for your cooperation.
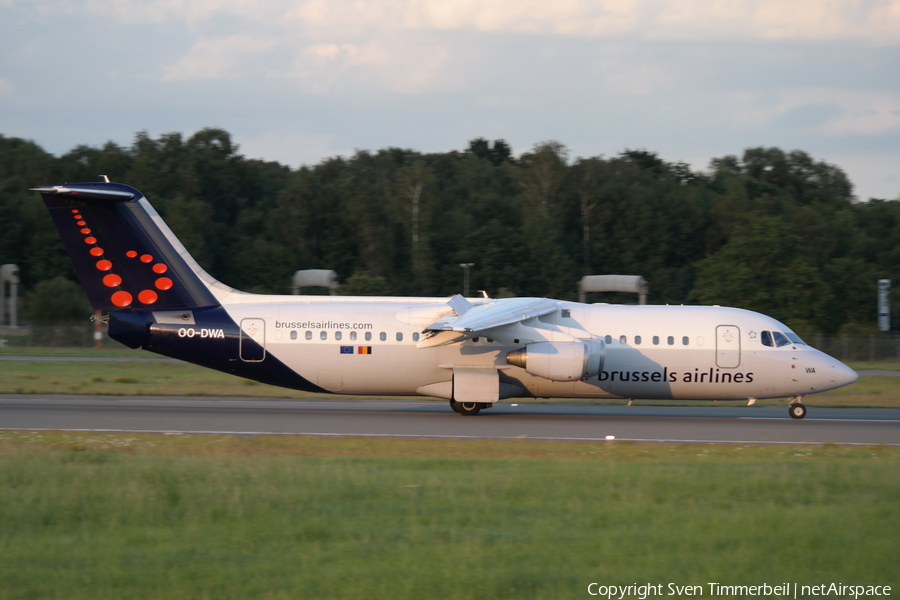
[449,400,461,413]
[456,402,482,416]
[789,403,807,419]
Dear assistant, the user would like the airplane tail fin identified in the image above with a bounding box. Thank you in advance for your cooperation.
[32,182,221,312]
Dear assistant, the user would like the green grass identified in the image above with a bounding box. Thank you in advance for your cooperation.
[0,359,324,398]
[846,360,900,371]
[814,373,900,408]
[0,345,161,359]
[0,432,897,599]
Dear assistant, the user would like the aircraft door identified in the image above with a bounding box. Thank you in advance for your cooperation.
[716,325,740,368]
[240,318,266,362]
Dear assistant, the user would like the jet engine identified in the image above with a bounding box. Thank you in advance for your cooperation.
[505,340,605,381]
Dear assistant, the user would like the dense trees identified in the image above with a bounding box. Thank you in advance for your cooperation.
[0,129,897,334]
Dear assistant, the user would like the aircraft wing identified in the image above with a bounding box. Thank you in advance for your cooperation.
[418,297,561,347]
[427,297,559,332]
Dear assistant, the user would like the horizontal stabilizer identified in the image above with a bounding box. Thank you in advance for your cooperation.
[31,185,135,202]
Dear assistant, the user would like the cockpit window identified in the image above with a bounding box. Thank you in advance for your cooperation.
[785,332,806,345]
[772,331,791,347]
[761,331,773,347]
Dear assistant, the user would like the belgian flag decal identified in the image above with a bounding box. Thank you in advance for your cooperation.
[340,346,372,354]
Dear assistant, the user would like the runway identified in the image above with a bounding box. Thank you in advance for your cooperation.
[1,395,898,445]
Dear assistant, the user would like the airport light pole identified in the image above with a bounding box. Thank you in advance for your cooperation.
[460,263,474,297]
[879,279,891,332]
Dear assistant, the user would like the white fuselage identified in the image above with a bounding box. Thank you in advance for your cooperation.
[215,296,857,401]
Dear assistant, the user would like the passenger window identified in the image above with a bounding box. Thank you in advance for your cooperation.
[605,335,612,344]
[350,331,357,341]
[561,309,571,318]
[413,332,420,342]
[305,331,312,340]
[379,332,387,341]
[396,332,403,341]
[761,331,773,347]
[682,336,689,346]
[773,332,791,347]
[619,335,627,344]
[365,332,372,341]
[320,331,327,340]
[667,336,674,345]
[652,336,659,345]
[634,335,642,345]
[290,331,298,340]
[335,331,342,341]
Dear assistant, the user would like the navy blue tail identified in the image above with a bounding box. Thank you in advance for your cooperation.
[33,182,219,312]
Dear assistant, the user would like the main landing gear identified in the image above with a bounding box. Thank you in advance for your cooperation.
[449,400,493,416]
[788,396,807,419]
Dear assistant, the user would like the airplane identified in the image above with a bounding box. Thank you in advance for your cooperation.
[32,180,859,419]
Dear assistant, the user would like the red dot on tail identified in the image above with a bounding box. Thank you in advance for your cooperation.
[152,263,168,274]
[138,290,158,304]
[71,209,79,213]
[96,260,113,271]
[111,291,132,307]
[80,228,91,235]
[73,214,82,220]
[155,277,173,290]
[126,251,138,258]
[84,237,97,245]
[90,248,104,257]
[140,254,153,263]
[77,221,86,226]
[103,274,122,287]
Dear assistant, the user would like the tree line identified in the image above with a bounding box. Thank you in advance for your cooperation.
[1,128,897,335]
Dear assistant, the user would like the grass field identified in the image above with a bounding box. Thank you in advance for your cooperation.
[2,347,899,407]
[0,355,319,399]
[0,346,156,359]
[0,431,897,599]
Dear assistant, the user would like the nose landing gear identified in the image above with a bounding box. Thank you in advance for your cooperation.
[788,396,807,419]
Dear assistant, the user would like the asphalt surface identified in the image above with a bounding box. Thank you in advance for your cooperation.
[1,395,898,445]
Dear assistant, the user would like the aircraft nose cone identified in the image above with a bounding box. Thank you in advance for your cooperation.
[806,350,858,392]
[831,361,859,387]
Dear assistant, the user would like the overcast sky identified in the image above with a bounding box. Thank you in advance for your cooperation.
[1,0,898,200]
